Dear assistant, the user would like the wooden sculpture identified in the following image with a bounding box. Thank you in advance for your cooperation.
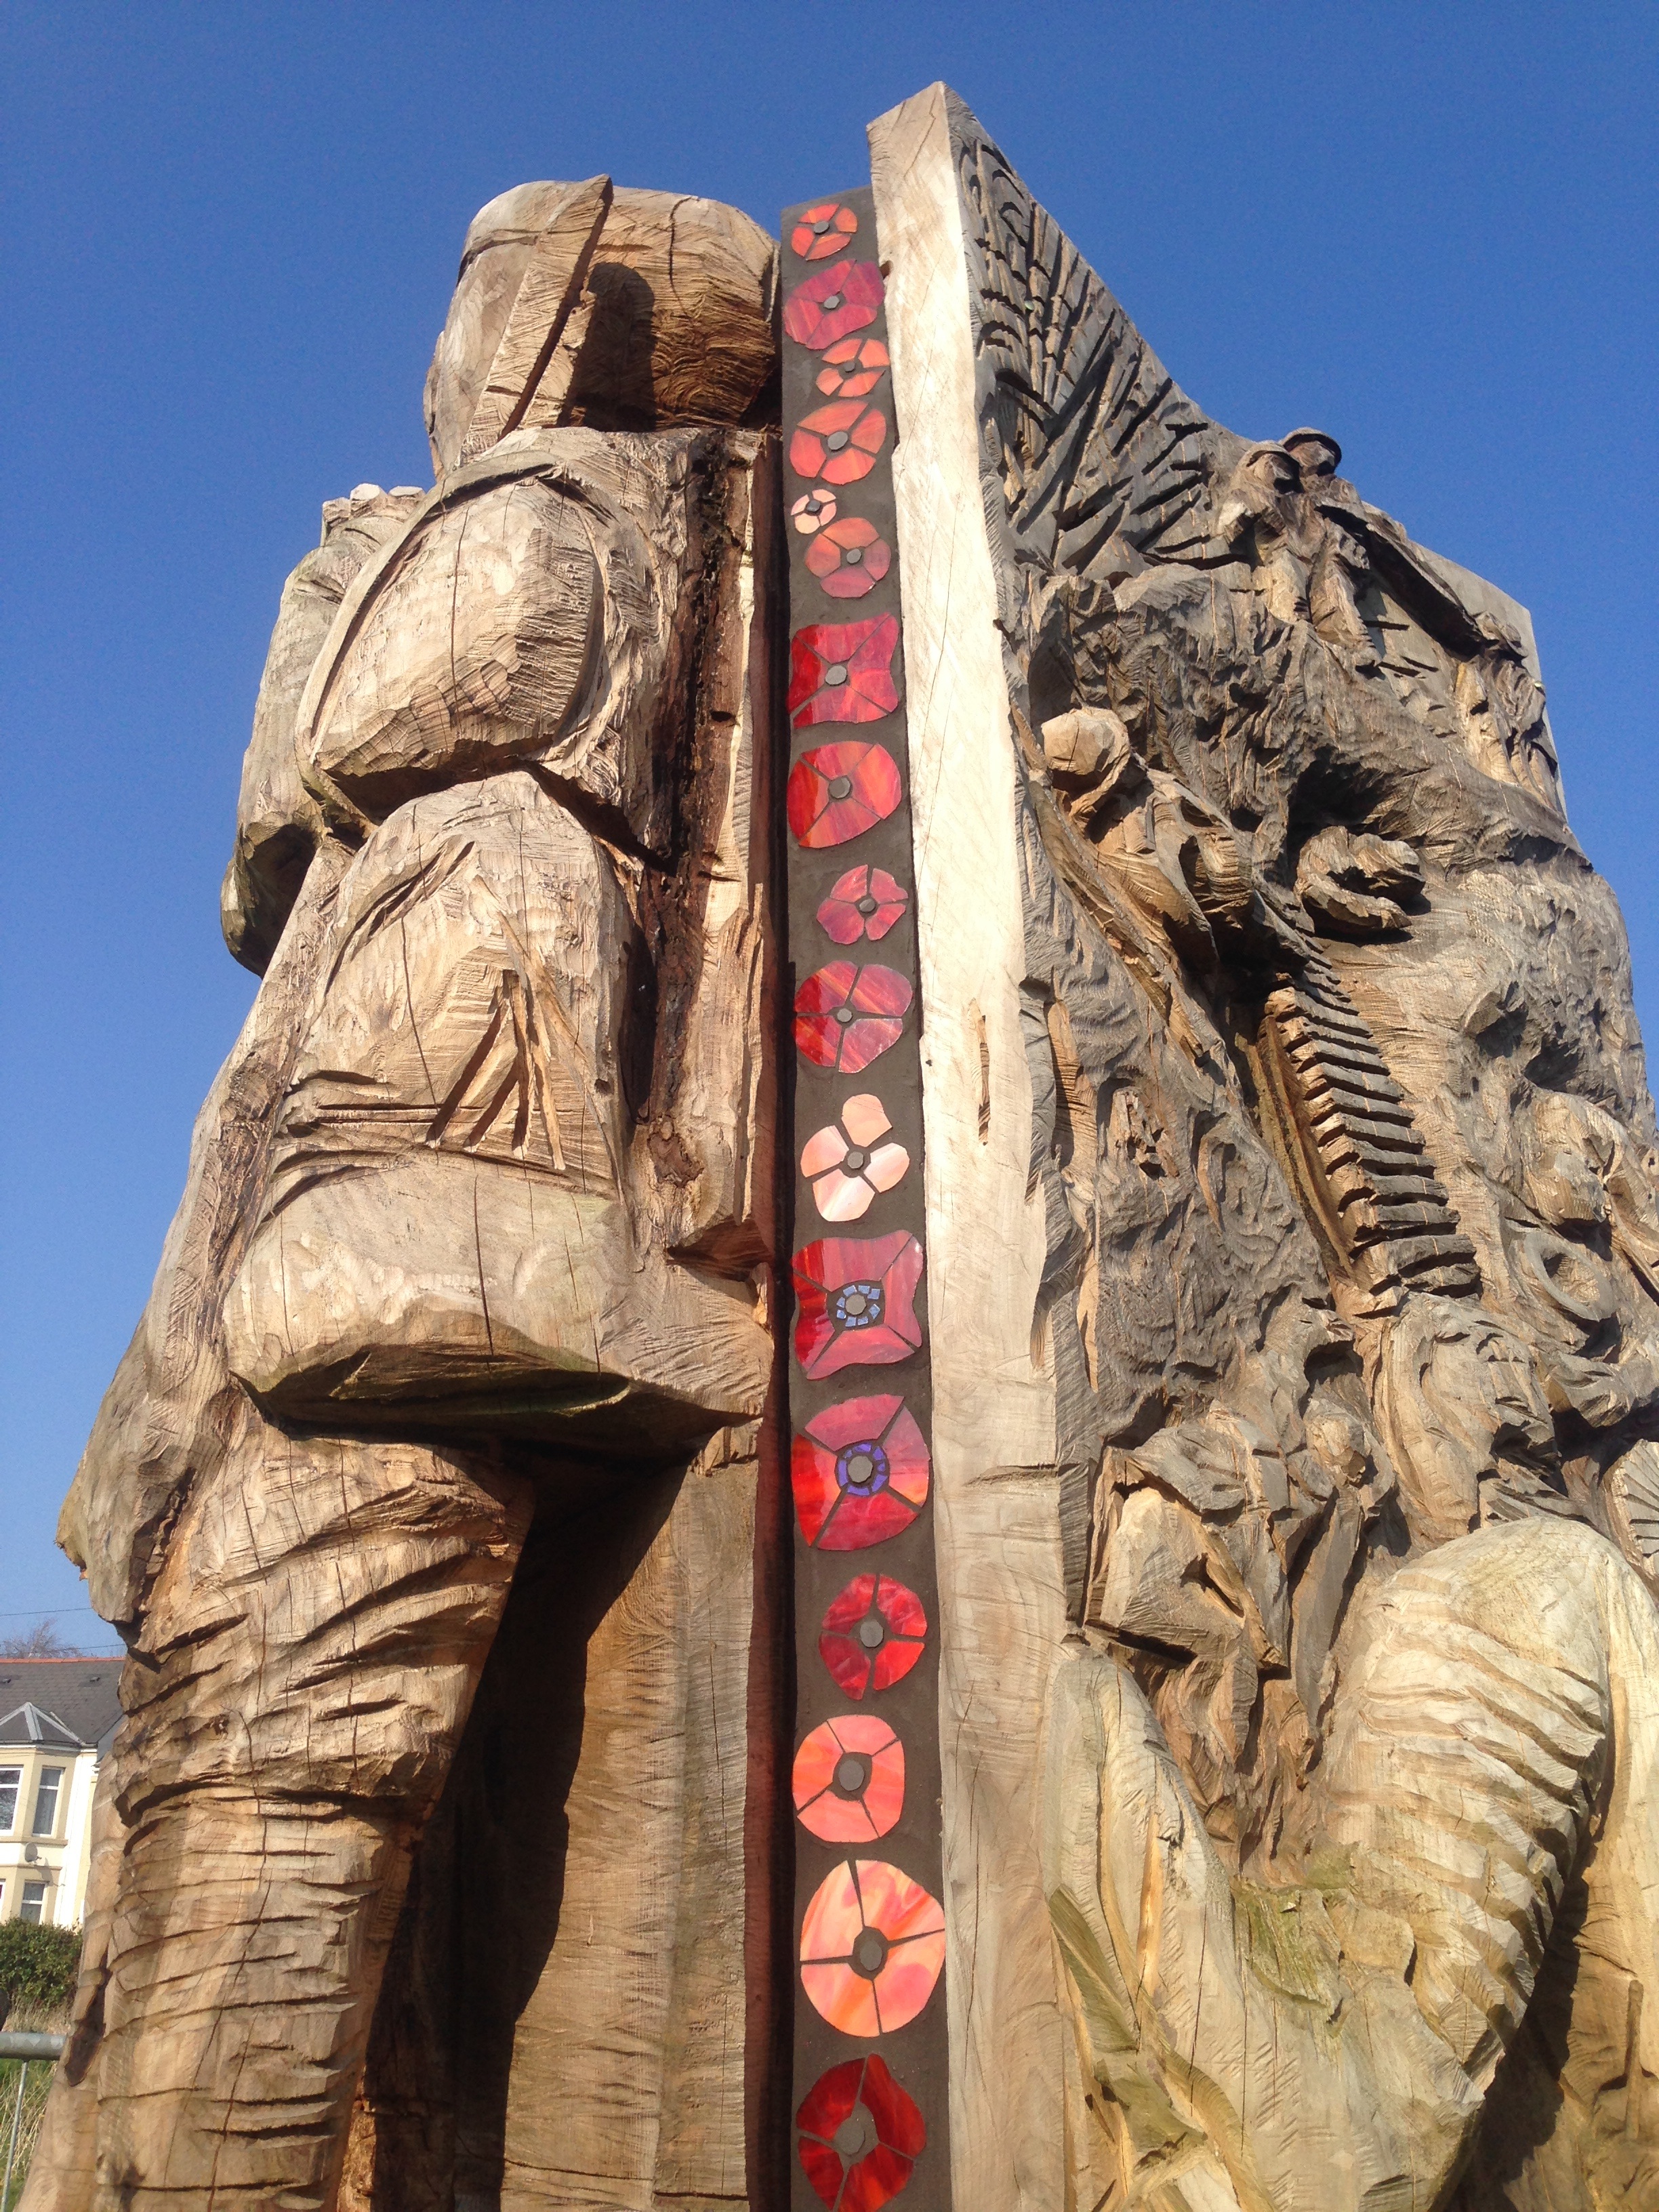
[24,86,1659,2212]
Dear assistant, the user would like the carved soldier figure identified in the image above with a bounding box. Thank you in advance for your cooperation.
[27,180,781,2212]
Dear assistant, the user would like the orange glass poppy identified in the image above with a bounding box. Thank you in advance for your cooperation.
[783,259,885,350]
[792,202,860,261]
[817,865,909,946]
[793,1715,905,1842]
[787,744,903,848]
[819,1573,928,1699]
[792,488,838,535]
[816,336,890,401]
[790,399,888,487]
[805,517,892,600]
[787,616,901,728]
[791,1393,931,1550]
[799,1858,946,2037]
[801,1094,910,1223]
[796,2054,926,2212]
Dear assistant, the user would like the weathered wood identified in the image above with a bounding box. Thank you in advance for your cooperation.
[26,186,783,2212]
[874,77,1659,2212]
[28,85,1659,2212]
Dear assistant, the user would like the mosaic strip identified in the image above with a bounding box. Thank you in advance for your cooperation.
[781,186,951,2212]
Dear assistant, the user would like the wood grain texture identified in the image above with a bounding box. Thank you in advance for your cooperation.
[874,79,1659,2212]
[28,181,783,2212]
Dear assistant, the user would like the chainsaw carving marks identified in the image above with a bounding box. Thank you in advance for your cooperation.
[781,189,951,2212]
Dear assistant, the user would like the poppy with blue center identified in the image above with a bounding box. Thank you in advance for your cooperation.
[833,1281,884,1330]
[836,1440,890,1496]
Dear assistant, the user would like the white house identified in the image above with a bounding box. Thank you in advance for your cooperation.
[0,1659,122,1927]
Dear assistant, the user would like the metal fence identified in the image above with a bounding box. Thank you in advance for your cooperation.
[1,2034,62,2211]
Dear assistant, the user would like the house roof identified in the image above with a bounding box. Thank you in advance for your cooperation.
[0,1662,122,1752]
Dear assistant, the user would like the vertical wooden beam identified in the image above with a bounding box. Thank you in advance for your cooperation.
[869,85,1076,2212]
[779,184,954,2211]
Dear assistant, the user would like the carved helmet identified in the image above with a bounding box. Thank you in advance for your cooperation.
[425,178,779,472]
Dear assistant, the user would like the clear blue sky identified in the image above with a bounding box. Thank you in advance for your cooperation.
[3,3,1654,1645]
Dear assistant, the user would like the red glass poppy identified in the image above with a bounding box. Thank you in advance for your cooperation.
[817,865,909,946]
[788,616,900,729]
[790,400,888,488]
[792,202,860,262]
[793,1235,925,1378]
[794,962,912,1074]
[794,1715,905,1843]
[792,1394,932,1549]
[806,517,893,600]
[816,336,890,401]
[783,259,885,351]
[819,1572,928,1698]
[797,2054,926,2212]
[787,744,902,851]
[800,1859,946,2037]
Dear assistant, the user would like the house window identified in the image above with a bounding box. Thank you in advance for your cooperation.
[0,1767,18,1835]
[32,1766,64,1837]
[20,1879,47,1925]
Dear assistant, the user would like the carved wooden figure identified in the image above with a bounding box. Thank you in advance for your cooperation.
[25,87,1659,2212]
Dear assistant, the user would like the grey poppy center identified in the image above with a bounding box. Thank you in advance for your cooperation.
[832,1753,870,1797]
[827,773,853,798]
[858,1614,886,1649]
[842,1147,868,1173]
[825,430,851,452]
[843,544,864,564]
[823,662,849,686]
[840,1293,869,1319]
[834,2108,876,2160]
[852,1929,889,1978]
[822,292,844,311]
[857,894,878,916]
[834,1005,855,1026]
[811,218,832,236]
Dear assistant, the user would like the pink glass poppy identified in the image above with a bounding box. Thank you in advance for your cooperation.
[796,2055,926,2212]
[783,259,885,351]
[794,963,912,1075]
[819,1573,928,1700]
[802,1094,910,1223]
[788,616,901,729]
[790,400,888,487]
[793,1235,925,1379]
[792,488,838,535]
[799,1858,947,2037]
[806,517,893,600]
[816,336,890,401]
[793,1716,905,1843]
[792,202,860,262]
[792,1394,932,1550]
[817,865,909,946]
[787,745,903,850]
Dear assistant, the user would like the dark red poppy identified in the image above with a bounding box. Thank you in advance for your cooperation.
[790,400,888,487]
[783,260,885,351]
[794,962,912,1073]
[788,616,900,728]
[792,202,860,262]
[787,744,903,850]
[806,517,893,600]
[796,2053,926,2212]
[819,1572,928,1698]
[793,1234,925,1378]
[816,336,890,400]
[792,1396,932,1548]
[817,865,909,945]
